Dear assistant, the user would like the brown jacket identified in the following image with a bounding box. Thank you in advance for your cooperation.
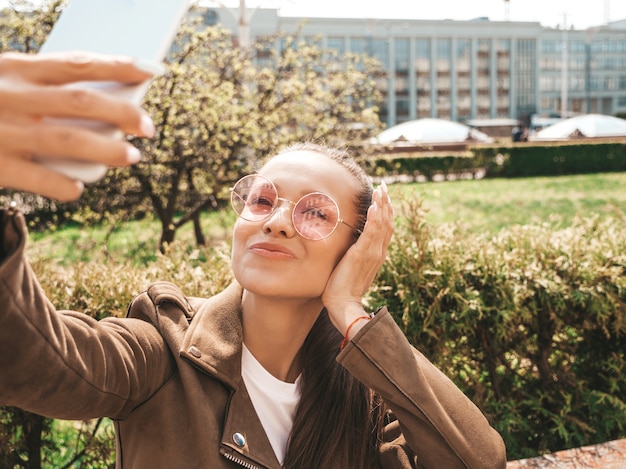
[0,207,506,468]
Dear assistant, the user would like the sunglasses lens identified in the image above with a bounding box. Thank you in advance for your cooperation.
[293,193,340,240]
[231,176,277,221]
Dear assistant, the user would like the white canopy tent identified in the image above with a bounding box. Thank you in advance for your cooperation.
[530,114,626,140]
[373,118,494,145]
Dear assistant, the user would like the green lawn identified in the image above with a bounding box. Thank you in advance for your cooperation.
[391,172,626,235]
[27,172,626,263]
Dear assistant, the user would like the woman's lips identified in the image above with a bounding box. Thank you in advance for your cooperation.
[248,242,297,259]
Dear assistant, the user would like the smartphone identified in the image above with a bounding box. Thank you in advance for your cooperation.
[36,0,191,183]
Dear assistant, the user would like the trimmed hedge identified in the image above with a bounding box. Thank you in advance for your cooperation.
[363,142,626,180]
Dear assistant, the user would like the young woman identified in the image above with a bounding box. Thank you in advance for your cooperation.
[0,52,506,468]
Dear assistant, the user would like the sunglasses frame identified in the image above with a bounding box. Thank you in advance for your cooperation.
[230,174,362,240]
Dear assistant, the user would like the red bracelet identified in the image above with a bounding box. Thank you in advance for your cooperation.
[340,315,372,350]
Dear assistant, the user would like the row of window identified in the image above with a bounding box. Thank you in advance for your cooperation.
[540,75,626,92]
[326,36,626,74]
[541,39,626,54]
[327,37,516,68]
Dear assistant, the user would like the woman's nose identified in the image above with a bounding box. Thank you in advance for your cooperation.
[262,199,296,237]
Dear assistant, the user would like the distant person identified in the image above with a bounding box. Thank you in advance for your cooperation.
[0,51,507,468]
[512,123,524,142]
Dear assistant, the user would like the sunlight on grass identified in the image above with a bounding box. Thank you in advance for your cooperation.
[27,172,625,263]
[390,172,626,235]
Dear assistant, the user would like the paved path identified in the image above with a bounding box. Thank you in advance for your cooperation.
[507,439,626,468]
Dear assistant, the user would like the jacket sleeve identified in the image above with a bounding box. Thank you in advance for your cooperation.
[337,308,507,469]
[0,207,176,421]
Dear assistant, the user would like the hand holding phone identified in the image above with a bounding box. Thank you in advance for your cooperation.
[36,0,191,182]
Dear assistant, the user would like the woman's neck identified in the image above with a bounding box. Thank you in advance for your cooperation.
[241,290,322,382]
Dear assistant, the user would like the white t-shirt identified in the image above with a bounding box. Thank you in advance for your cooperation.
[241,343,302,465]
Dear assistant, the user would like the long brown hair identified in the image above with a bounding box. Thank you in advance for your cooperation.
[275,143,386,468]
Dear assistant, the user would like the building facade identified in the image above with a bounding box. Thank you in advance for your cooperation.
[206,8,626,127]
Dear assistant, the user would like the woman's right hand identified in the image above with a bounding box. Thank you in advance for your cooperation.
[0,51,157,201]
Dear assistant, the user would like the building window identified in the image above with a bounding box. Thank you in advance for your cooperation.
[540,76,554,92]
[351,38,366,55]
[349,37,389,69]
[396,98,410,116]
[605,76,616,91]
[570,41,586,53]
[395,38,409,72]
[414,38,430,70]
[590,76,602,91]
[369,38,389,67]
[327,37,345,53]
[570,75,585,92]
[395,76,409,94]
[541,40,559,53]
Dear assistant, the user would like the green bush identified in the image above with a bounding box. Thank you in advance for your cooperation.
[368,196,626,459]
[481,142,626,177]
[361,142,626,180]
[363,152,480,181]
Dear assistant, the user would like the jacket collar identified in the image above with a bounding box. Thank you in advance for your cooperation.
[180,281,245,391]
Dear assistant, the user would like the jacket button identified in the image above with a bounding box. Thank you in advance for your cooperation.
[233,432,246,447]
[189,346,201,358]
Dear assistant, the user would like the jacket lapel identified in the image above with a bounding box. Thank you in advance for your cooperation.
[179,281,282,469]
[181,281,245,390]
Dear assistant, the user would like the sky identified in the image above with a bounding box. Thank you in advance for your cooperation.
[206,0,626,30]
[1,0,625,30]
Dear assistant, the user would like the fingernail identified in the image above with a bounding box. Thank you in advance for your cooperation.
[140,114,155,138]
[134,59,166,76]
[127,146,142,164]
[381,180,388,191]
[372,201,378,213]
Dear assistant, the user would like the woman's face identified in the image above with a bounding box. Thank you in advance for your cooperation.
[231,150,362,301]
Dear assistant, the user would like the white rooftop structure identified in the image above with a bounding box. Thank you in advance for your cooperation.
[373,118,494,144]
[530,114,626,140]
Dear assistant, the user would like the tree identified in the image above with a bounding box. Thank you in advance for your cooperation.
[84,15,385,252]
[0,0,64,53]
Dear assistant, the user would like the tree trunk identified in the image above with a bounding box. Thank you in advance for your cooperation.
[24,413,44,469]
[159,226,176,254]
[193,212,206,246]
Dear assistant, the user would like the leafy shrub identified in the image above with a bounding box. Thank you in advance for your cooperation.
[368,195,626,459]
[483,142,626,177]
[359,142,626,181]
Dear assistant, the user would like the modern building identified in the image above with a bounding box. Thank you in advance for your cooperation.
[205,7,626,128]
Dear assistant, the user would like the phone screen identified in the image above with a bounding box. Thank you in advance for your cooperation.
[41,0,190,63]
[37,0,190,182]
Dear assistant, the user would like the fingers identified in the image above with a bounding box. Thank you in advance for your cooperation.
[322,182,394,324]
[5,84,155,137]
[0,155,84,201]
[0,51,155,85]
[0,51,157,199]
[362,180,394,258]
[0,52,158,137]
[0,121,142,167]
[1,79,155,139]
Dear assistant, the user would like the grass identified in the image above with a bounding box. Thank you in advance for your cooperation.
[27,172,626,263]
[391,172,626,234]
